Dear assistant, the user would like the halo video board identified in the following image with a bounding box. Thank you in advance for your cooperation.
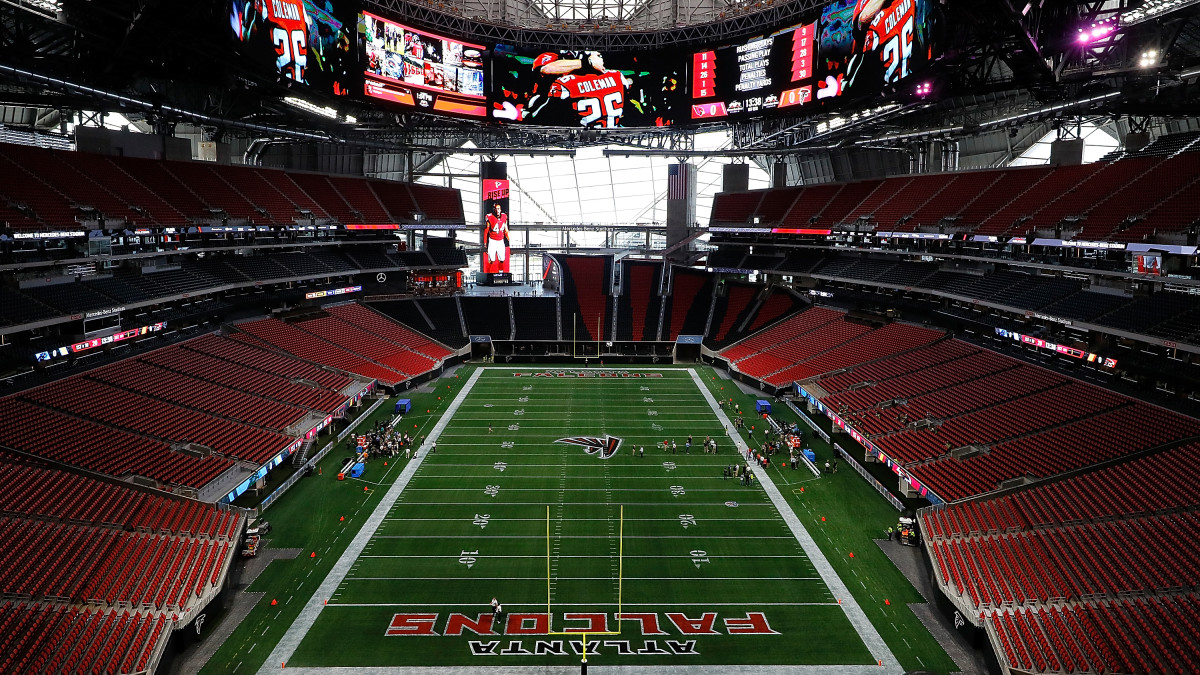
[228,0,357,96]
[690,0,939,120]
[360,11,487,117]
[490,46,684,127]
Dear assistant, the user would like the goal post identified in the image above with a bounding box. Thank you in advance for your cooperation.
[545,504,625,639]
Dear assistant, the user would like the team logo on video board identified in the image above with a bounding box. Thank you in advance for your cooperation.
[555,435,623,460]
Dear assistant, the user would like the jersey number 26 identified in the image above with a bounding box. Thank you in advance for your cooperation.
[273,27,307,82]
[576,91,623,128]
[881,17,914,84]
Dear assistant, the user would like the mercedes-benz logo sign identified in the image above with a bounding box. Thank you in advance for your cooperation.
[376,273,387,283]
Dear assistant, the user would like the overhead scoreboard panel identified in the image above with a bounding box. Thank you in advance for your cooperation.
[228,0,357,96]
[690,0,940,121]
[359,11,488,118]
[689,22,816,121]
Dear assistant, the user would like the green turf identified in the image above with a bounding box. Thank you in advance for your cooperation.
[200,364,957,673]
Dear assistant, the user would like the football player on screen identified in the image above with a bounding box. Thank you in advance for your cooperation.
[484,202,510,274]
[547,51,633,128]
[842,0,924,96]
[492,51,580,122]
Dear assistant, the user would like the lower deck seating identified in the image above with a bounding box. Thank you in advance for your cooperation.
[0,602,172,675]
[21,376,293,465]
[370,298,466,348]
[325,303,453,360]
[0,453,242,675]
[0,398,232,489]
[921,438,1200,675]
[990,597,1200,675]
[234,317,404,386]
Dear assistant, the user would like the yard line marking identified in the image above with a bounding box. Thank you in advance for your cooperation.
[258,368,485,675]
[381,501,776,506]
[402,487,745,491]
[371,534,795,539]
[246,658,883,667]
[410,475,736,479]
[359,554,806,559]
[382,517,780,522]
[326,601,841,607]
[343,576,822,581]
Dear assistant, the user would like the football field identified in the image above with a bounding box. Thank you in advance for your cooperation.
[262,367,900,671]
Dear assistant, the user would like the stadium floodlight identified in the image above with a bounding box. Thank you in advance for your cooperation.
[283,96,338,120]
[1076,20,1117,46]
[1139,50,1160,68]
[915,82,933,97]
[1121,0,1200,27]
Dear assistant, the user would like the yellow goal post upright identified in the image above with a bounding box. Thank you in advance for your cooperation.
[546,504,625,666]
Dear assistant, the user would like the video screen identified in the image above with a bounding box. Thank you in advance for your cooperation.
[360,12,487,117]
[815,0,939,102]
[228,0,356,95]
[490,46,684,127]
[482,179,511,275]
[689,23,816,120]
[1135,254,1163,276]
[689,0,939,119]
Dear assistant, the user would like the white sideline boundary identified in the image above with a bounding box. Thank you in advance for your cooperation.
[686,368,902,674]
[257,367,486,674]
[258,367,903,674]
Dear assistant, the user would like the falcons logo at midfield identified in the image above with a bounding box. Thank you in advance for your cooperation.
[555,435,623,460]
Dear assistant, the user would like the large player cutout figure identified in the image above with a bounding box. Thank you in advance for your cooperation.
[484,202,510,274]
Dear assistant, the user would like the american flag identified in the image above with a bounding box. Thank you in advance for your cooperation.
[668,163,689,201]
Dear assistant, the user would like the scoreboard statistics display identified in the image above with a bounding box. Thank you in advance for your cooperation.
[490,46,684,127]
[228,0,356,96]
[690,23,816,120]
[360,11,487,118]
[690,0,938,120]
